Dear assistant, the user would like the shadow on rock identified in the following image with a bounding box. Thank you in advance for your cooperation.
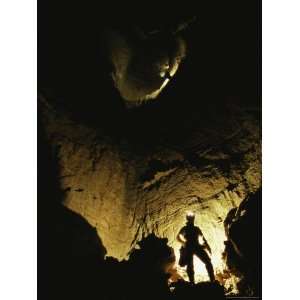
[103,233,175,300]
[170,280,225,300]
[223,188,261,296]
[103,234,226,300]
[38,117,108,300]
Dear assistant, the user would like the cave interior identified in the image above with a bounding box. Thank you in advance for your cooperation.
[38,1,261,299]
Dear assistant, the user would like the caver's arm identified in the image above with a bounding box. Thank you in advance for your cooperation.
[198,229,212,254]
[177,228,186,244]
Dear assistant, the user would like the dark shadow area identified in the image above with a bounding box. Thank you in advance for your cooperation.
[104,234,175,300]
[223,188,262,296]
[38,115,108,300]
[38,1,261,140]
[171,280,225,300]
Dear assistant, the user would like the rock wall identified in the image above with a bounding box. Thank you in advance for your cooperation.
[40,95,261,284]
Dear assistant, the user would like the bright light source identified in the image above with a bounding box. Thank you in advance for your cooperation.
[186,211,195,218]
[171,222,241,294]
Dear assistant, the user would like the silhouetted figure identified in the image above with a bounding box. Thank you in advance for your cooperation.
[177,212,215,284]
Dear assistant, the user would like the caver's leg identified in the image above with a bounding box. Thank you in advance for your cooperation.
[195,246,215,282]
[186,253,195,284]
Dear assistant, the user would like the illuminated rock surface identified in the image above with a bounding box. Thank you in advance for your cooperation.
[40,93,261,291]
[100,16,198,106]
[106,29,186,105]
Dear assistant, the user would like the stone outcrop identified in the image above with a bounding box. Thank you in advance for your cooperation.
[223,189,261,296]
[105,28,186,104]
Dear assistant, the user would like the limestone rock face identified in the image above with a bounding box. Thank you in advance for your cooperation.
[40,95,261,285]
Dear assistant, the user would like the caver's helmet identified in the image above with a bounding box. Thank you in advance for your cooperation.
[186,211,195,223]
